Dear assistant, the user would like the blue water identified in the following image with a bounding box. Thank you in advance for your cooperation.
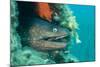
[68,4,95,62]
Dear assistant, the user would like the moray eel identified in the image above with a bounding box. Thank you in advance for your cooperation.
[27,17,71,51]
[17,2,71,51]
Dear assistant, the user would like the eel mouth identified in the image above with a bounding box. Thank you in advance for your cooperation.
[40,35,69,43]
[28,34,70,51]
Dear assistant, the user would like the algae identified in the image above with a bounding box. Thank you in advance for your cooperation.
[11,0,80,66]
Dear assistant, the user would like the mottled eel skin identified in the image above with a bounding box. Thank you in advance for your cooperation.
[27,17,71,51]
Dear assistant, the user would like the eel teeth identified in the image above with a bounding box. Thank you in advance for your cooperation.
[55,35,66,40]
[43,35,67,42]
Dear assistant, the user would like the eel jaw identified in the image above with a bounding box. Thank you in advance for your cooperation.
[29,35,69,51]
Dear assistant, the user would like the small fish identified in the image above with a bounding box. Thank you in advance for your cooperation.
[36,3,52,22]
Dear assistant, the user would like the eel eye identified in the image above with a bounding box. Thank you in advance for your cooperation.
[53,28,58,32]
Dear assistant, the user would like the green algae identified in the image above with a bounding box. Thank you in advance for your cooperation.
[10,0,80,66]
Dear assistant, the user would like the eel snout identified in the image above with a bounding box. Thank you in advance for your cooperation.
[29,34,69,51]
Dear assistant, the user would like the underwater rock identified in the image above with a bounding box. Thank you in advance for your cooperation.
[11,1,80,66]
[10,0,22,52]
